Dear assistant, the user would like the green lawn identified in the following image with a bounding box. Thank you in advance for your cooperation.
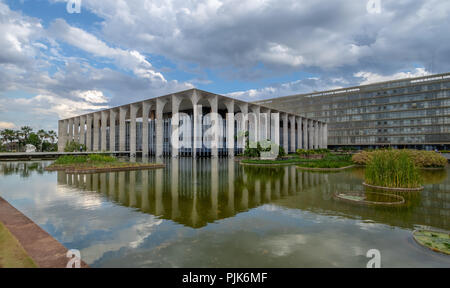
[241,154,354,168]
[46,155,164,172]
[0,222,37,268]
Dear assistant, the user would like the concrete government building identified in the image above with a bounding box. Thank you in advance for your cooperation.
[58,89,327,157]
[258,72,450,150]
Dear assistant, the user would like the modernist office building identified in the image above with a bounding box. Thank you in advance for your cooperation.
[58,89,327,157]
[258,72,450,150]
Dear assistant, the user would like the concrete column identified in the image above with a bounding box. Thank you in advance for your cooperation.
[142,102,151,158]
[289,115,296,153]
[272,112,280,146]
[282,113,289,154]
[86,114,92,151]
[225,100,235,157]
[109,110,116,152]
[119,106,127,152]
[250,106,260,143]
[171,95,181,157]
[264,109,271,141]
[239,103,249,149]
[73,117,79,144]
[303,119,308,150]
[209,95,219,158]
[191,90,201,158]
[101,111,108,151]
[319,122,324,148]
[296,117,303,150]
[80,116,86,147]
[324,123,328,148]
[68,118,74,143]
[130,104,138,157]
[58,120,66,152]
[156,98,167,158]
[309,119,314,150]
[93,113,100,151]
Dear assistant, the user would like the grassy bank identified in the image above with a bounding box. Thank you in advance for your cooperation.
[241,154,354,169]
[241,157,306,165]
[46,155,164,173]
[0,222,37,268]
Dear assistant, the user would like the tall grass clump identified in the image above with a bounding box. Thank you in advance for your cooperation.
[353,149,447,168]
[364,150,423,189]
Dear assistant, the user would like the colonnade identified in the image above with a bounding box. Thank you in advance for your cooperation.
[58,89,328,157]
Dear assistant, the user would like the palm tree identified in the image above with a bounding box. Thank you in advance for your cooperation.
[0,129,16,151]
[20,126,33,142]
[15,130,24,151]
[47,130,57,144]
[37,129,48,152]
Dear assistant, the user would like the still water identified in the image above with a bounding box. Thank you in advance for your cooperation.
[0,159,449,268]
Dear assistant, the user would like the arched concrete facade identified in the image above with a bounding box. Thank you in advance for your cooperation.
[58,89,328,157]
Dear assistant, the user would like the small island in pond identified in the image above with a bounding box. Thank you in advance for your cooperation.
[45,155,165,174]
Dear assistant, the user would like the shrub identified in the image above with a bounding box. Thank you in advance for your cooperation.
[54,154,116,165]
[64,141,87,152]
[243,140,286,158]
[352,149,447,168]
[364,150,423,189]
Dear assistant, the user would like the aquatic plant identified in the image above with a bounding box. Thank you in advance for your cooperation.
[364,150,423,189]
[353,149,447,168]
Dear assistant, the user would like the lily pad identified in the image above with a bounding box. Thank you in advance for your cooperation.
[413,230,450,255]
[334,192,405,206]
[337,194,366,202]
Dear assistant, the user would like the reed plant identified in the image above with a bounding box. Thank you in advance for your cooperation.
[364,150,423,189]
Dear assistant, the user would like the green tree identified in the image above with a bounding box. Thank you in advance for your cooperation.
[20,126,33,142]
[65,141,86,152]
[27,133,41,149]
[47,130,57,144]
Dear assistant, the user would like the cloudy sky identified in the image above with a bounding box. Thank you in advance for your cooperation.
[0,0,449,131]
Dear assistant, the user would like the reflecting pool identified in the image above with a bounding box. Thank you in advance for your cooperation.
[0,159,449,268]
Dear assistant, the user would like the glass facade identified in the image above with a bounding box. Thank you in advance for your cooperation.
[259,73,450,150]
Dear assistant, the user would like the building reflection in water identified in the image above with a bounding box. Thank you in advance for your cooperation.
[56,159,325,228]
[0,158,444,230]
[53,158,450,230]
